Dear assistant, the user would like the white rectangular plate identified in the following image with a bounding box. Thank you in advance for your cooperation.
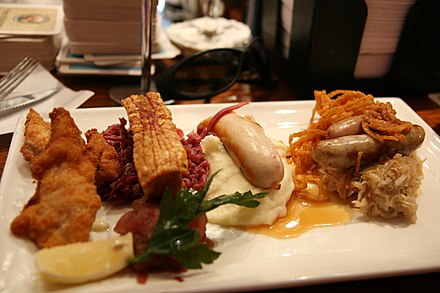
[1,99,440,293]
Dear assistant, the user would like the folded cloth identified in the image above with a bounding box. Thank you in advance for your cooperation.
[0,63,94,135]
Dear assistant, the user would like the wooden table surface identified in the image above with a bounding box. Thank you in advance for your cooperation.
[1,70,439,292]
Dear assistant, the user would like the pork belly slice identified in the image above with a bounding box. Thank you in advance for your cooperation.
[121,93,188,201]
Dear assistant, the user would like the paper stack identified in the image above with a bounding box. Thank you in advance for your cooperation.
[57,0,179,76]
[354,0,416,79]
[0,3,63,75]
[63,0,145,55]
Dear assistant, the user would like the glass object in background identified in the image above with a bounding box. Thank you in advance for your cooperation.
[201,0,225,18]
[201,0,225,38]
[140,0,155,93]
[181,0,224,20]
[164,0,184,21]
[109,0,156,104]
[166,0,250,56]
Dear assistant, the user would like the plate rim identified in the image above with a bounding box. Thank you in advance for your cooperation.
[1,98,440,293]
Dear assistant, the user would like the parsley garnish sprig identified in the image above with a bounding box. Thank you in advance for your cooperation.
[128,172,268,269]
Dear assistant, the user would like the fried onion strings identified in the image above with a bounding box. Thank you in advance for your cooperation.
[287,90,413,200]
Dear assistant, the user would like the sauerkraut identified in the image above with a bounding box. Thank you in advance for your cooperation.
[320,153,423,222]
[351,153,423,222]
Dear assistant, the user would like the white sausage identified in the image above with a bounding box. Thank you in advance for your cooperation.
[312,134,382,168]
[312,125,425,169]
[213,112,284,188]
[386,125,425,155]
[326,115,364,139]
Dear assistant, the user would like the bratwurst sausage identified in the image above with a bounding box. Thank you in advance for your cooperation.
[326,115,364,139]
[312,134,381,168]
[386,125,425,155]
[211,112,285,189]
[312,125,425,168]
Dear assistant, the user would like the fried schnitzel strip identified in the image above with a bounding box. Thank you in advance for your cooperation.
[10,108,101,248]
[20,109,121,185]
[20,108,50,163]
[86,128,121,186]
[121,93,188,201]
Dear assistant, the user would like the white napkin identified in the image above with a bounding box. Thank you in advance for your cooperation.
[0,63,94,135]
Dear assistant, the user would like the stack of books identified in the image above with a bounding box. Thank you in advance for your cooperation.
[0,3,63,74]
[58,0,176,76]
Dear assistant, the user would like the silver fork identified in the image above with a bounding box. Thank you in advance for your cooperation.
[0,57,39,101]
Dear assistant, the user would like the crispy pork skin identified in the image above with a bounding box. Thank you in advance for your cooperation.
[121,93,188,201]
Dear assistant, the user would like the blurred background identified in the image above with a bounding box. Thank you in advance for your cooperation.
[250,0,439,98]
[0,0,438,99]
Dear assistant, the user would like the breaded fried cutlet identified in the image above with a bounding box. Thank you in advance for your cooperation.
[20,108,50,163]
[10,108,101,248]
[85,128,121,186]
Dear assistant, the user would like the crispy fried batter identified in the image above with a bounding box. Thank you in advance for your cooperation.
[20,108,51,162]
[85,128,121,186]
[121,93,188,201]
[10,108,101,248]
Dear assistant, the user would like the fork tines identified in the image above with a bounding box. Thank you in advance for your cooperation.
[0,57,39,101]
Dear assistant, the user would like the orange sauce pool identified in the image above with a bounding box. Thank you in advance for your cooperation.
[248,194,354,239]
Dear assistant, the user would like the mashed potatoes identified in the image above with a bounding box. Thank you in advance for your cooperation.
[202,136,294,227]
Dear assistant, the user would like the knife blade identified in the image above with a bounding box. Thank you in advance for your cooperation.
[0,87,61,113]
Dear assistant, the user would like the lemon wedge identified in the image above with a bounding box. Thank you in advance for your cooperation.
[35,233,134,284]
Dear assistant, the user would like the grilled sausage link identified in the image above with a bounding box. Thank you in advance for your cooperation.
[312,125,425,169]
[386,125,425,155]
[213,112,284,188]
[312,134,382,168]
[326,115,364,139]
